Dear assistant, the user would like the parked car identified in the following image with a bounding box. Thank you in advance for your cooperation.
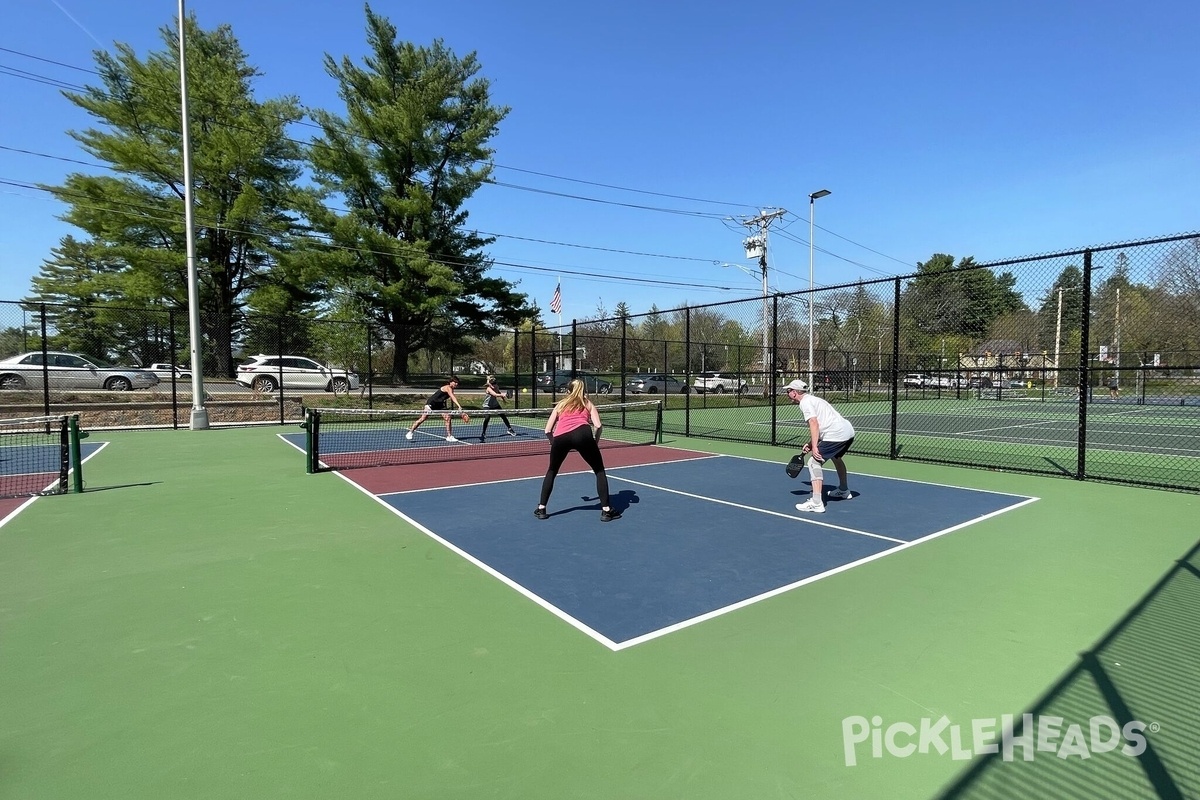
[535,370,613,394]
[235,355,360,393]
[628,373,689,394]
[903,373,927,388]
[810,371,847,391]
[692,372,748,394]
[139,362,192,381]
[0,351,160,391]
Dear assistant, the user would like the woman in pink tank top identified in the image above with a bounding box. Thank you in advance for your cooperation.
[534,379,621,522]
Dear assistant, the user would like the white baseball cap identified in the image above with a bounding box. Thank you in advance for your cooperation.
[785,379,808,393]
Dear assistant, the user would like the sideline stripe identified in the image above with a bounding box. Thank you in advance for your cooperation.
[607,473,907,543]
[331,470,624,651]
[615,493,1040,650]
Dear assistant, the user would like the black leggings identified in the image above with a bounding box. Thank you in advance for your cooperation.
[479,412,511,436]
[539,425,610,507]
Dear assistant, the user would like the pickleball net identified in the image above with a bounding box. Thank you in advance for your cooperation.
[303,400,663,473]
[0,414,83,498]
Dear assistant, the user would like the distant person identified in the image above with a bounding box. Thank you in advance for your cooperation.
[784,379,855,513]
[1108,375,1119,400]
[479,375,516,441]
[406,376,464,442]
[535,379,620,522]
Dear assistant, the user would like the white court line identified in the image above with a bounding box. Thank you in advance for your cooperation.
[607,473,906,544]
[0,495,40,530]
[616,495,1040,650]
[715,451,1037,498]
[330,470,625,651]
[282,438,1041,651]
[1,440,111,530]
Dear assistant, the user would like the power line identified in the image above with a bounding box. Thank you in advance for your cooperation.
[0,178,754,296]
[1,44,914,284]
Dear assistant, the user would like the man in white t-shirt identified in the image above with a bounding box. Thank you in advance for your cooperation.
[784,379,855,514]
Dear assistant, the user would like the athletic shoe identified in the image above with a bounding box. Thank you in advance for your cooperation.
[506,429,517,436]
[828,488,853,500]
[795,499,825,514]
[600,509,622,522]
[445,435,458,442]
[785,454,806,479]
[405,431,413,440]
[533,507,549,520]
[479,437,486,442]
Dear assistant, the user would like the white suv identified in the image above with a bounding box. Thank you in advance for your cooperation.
[692,371,749,394]
[235,355,360,393]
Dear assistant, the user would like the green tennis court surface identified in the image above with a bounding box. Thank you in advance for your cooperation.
[0,426,1196,799]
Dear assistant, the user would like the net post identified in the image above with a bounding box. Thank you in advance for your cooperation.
[305,409,319,474]
[656,400,663,444]
[68,414,83,493]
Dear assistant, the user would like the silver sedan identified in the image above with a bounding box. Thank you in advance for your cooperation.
[0,351,160,391]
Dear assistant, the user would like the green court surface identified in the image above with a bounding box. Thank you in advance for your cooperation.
[1,425,1197,799]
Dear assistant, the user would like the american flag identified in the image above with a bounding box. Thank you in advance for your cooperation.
[549,282,562,314]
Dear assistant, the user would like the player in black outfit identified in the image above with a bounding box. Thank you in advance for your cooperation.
[406,376,464,442]
[479,375,516,441]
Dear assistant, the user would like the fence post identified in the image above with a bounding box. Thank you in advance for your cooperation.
[169,309,179,429]
[684,307,691,437]
[511,327,519,410]
[770,296,779,447]
[889,279,901,459]
[366,321,374,409]
[1077,249,1093,480]
[620,317,627,403]
[39,304,50,417]
[530,326,538,410]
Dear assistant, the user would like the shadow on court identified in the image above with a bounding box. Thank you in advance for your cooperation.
[579,488,640,515]
[936,538,1200,799]
[81,481,162,493]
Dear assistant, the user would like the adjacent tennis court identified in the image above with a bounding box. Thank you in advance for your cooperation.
[0,418,1196,799]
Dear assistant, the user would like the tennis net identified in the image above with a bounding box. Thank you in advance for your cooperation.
[303,400,663,472]
[0,415,82,499]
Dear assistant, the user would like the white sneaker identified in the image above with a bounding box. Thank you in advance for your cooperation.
[795,499,826,514]
[828,488,853,500]
[506,429,517,437]
[405,431,413,440]
[445,435,458,442]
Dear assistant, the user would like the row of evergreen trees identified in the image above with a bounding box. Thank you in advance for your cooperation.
[27,6,535,381]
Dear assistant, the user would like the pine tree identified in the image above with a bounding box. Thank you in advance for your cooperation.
[297,6,534,381]
[34,15,305,375]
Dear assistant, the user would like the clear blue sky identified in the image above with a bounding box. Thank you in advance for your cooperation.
[2,0,1197,322]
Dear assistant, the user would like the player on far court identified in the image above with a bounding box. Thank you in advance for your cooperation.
[534,378,621,522]
[784,378,855,513]
[479,375,516,441]
[406,376,465,442]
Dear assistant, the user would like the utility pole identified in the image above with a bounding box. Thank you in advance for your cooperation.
[741,208,786,396]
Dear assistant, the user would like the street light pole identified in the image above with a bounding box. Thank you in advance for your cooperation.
[808,189,831,386]
[179,0,208,430]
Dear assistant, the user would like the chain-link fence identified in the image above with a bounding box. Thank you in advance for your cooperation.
[4,231,1198,490]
